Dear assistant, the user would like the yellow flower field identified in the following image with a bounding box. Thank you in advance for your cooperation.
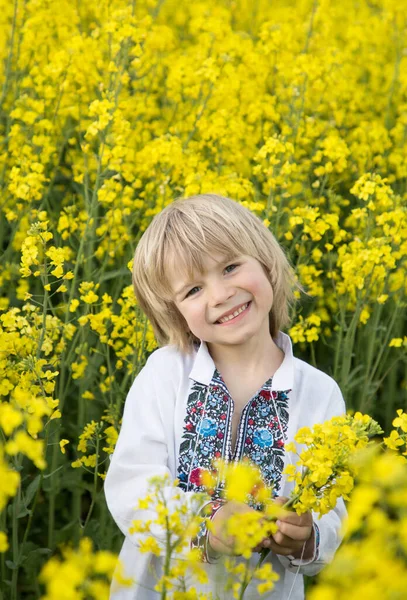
[0,0,406,597]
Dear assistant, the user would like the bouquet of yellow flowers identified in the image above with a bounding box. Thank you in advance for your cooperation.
[124,412,383,599]
[284,412,383,516]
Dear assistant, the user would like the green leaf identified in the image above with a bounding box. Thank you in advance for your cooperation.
[23,547,52,568]
[99,268,131,283]
[24,474,41,508]
[17,506,31,519]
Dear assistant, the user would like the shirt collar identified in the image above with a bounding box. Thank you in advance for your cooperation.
[189,331,294,391]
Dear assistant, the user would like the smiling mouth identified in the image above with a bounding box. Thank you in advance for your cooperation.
[215,301,251,324]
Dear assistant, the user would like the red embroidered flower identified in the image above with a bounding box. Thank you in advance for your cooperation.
[272,391,278,399]
[186,422,194,431]
[259,390,270,399]
[277,439,284,448]
[248,419,254,425]
[189,467,203,485]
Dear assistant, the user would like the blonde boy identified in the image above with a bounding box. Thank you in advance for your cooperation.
[105,194,346,599]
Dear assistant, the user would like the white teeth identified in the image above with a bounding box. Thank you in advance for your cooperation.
[218,303,249,324]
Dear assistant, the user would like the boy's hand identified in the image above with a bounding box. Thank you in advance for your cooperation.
[259,496,314,559]
[208,500,257,555]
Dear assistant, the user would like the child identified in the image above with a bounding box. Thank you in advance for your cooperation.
[105,194,346,599]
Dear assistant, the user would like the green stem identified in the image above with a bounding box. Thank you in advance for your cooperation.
[47,427,59,549]
[385,365,398,432]
[358,303,382,413]
[82,434,100,534]
[333,301,345,381]
[337,295,364,395]
[310,342,317,368]
[36,279,49,360]
[370,302,402,383]
[237,560,252,600]
[11,459,22,600]
[161,515,172,600]
[0,511,5,594]
[13,426,51,589]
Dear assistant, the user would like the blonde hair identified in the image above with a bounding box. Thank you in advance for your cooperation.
[133,194,298,353]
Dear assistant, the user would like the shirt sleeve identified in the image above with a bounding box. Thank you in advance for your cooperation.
[277,380,347,576]
[104,353,205,552]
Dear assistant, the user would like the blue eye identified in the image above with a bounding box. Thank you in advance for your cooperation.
[185,286,200,298]
[225,264,238,273]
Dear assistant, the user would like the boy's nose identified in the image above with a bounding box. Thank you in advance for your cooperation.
[209,282,234,306]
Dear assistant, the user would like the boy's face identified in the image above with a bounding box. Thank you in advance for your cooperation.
[170,253,274,352]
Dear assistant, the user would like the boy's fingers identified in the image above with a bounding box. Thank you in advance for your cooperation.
[266,537,298,556]
[253,540,268,552]
[274,522,312,542]
[277,511,313,526]
[274,496,290,505]
[208,533,236,555]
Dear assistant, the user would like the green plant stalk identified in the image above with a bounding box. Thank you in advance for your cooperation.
[333,302,346,381]
[161,510,172,600]
[47,425,59,549]
[82,433,100,534]
[370,302,402,384]
[83,145,104,283]
[337,295,364,396]
[0,508,5,593]
[36,239,50,361]
[385,366,398,433]
[12,424,51,592]
[98,491,110,549]
[71,321,90,545]
[28,249,58,552]
[237,560,252,600]
[358,302,383,413]
[105,341,114,409]
[310,341,317,368]
[11,457,22,600]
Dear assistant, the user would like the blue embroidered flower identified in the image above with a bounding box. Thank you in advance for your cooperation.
[252,451,264,463]
[198,418,217,437]
[200,441,213,456]
[253,428,273,448]
[259,405,271,417]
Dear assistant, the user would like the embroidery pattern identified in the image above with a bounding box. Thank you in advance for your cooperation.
[177,370,290,497]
